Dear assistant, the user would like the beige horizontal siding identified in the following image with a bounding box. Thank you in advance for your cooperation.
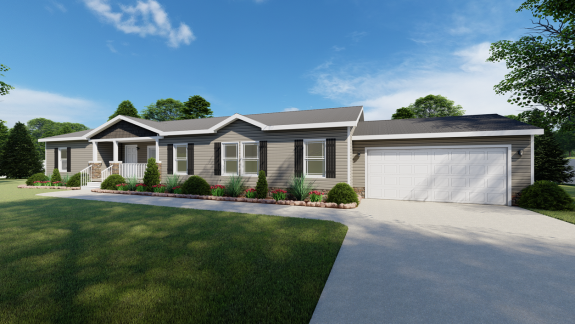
[46,141,93,176]
[352,135,532,196]
[159,120,349,189]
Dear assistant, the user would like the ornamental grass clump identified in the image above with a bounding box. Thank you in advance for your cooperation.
[126,175,138,191]
[271,189,287,201]
[211,185,225,196]
[256,170,268,199]
[288,174,315,201]
[26,173,49,186]
[518,180,574,211]
[309,190,324,202]
[61,173,71,186]
[225,175,245,197]
[152,184,167,193]
[245,188,257,199]
[135,183,146,192]
[100,174,126,190]
[182,175,211,195]
[326,183,359,205]
[116,183,129,191]
[165,175,182,193]
[51,169,62,183]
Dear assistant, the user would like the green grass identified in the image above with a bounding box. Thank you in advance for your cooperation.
[529,185,575,226]
[0,179,347,323]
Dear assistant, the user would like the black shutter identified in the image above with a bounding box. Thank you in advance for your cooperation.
[119,144,124,162]
[294,140,303,177]
[214,142,221,175]
[67,147,71,172]
[167,144,173,174]
[54,148,58,170]
[259,141,267,175]
[326,138,336,178]
[187,143,194,175]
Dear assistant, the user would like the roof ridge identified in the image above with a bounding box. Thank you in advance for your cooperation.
[243,106,362,117]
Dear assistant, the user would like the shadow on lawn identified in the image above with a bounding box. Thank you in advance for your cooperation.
[0,197,347,323]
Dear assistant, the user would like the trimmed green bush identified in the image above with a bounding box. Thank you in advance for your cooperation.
[101,174,126,190]
[256,170,268,199]
[26,173,49,186]
[518,180,574,211]
[143,158,160,192]
[326,183,359,205]
[182,175,211,195]
[51,168,62,183]
[66,173,81,187]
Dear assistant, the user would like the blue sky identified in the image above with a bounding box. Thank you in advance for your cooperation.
[1,0,533,128]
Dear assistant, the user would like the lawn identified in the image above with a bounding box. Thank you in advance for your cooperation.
[0,179,347,323]
[529,184,575,225]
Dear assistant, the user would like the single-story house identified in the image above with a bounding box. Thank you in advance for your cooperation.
[39,106,543,206]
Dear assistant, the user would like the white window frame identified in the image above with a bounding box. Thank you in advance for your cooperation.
[241,141,259,176]
[147,145,156,161]
[173,143,188,175]
[303,139,326,178]
[58,147,68,172]
[221,142,239,176]
[124,145,138,163]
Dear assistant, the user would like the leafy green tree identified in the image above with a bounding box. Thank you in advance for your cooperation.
[0,122,43,178]
[108,100,140,121]
[26,118,89,161]
[0,64,14,96]
[487,0,575,122]
[181,95,213,120]
[405,95,465,118]
[391,107,415,119]
[141,98,185,121]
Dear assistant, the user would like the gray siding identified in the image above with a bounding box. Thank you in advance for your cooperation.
[97,142,113,168]
[92,120,157,139]
[46,141,93,175]
[159,120,349,189]
[352,135,532,196]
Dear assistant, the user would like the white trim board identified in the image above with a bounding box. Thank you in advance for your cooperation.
[363,145,513,206]
[531,135,535,185]
[353,129,544,141]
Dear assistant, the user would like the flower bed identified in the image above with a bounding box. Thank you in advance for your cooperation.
[90,188,361,209]
[18,184,81,190]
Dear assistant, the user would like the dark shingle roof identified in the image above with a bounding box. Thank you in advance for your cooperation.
[354,114,541,136]
[40,129,93,139]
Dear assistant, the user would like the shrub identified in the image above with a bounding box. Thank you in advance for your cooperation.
[287,174,315,201]
[182,175,211,195]
[518,180,574,211]
[117,183,129,191]
[326,183,359,205]
[66,173,81,187]
[135,184,147,192]
[245,188,257,199]
[226,175,245,197]
[256,170,268,199]
[51,168,62,183]
[101,174,126,190]
[152,184,167,193]
[26,173,49,186]
[309,190,324,202]
[271,189,286,201]
[143,158,160,191]
[165,174,182,193]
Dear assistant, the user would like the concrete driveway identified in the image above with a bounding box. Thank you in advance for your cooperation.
[39,191,575,323]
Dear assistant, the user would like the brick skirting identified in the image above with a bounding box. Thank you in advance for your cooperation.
[18,185,81,190]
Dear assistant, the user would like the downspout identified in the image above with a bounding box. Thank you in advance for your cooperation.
[347,126,351,185]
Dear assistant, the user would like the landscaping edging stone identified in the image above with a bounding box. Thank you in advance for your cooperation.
[18,185,81,190]
[90,188,360,209]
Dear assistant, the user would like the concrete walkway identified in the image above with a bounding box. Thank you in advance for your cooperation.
[39,190,575,323]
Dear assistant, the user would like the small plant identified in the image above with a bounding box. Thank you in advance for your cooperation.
[51,169,62,183]
[287,174,315,201]
[225,175,245,197]
[152,184,167,193]
[66,173,81,187]
[172,186,182,194]
[40,181,51,186]
[518,180,574,211]
[326,183,359,205]
[52,181,62,187]
[33,181,42,186]
[61,173,71,186]
[135,184,147,192]
[126,175,138,191]
[116,183,129,191]
[245,188,257,199]
[165,174,182,193]
[271,189,287,201]
[26,173,49,186]
[211,185,225,196]
[182,175,211,195]
[309,190,324,202]
[100,174,126,190]
[256,170,268,199]
[143,157,160,191]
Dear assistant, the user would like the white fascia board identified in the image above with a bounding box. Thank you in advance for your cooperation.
[263,121,357,131]
[212,114,268,131]
[352,129,544,141]
[38,137,87,142]
[83,115,163,139]
[160,129,217,136]
[89,136,164,143]
[355,107,364,124]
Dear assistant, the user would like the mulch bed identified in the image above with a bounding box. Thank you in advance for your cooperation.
[17,185,81,190]
[91,189,360,209]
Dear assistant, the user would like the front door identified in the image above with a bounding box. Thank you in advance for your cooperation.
[125,145,138,163]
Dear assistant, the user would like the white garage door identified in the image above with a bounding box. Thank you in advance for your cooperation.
[366,147,509,205]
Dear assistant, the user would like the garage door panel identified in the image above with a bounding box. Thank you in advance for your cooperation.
[434,165,449,174]
[384,189,398,198]
[487,193,505,204]
[452,191,467,202]
[469,165,486,175]
[384,152,398,160]
[451,165,467,175]
[414,177,429,186]
[384,177,397,185]
[414,165,430,174]
[469,178,486,188]
[435,177,449,187]
[399,165,412,174]
[369,164,383,174]
[451,178,467,187]
[488,165,505,175]
[384,165,398,174]
[469,192,487,203]
[399,177,412,186]
[434,191,450,201]
[412,190,429,200]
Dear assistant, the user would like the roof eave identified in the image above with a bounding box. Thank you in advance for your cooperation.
[352,129,544,140]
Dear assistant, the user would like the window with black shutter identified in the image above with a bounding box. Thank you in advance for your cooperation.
[214,142,221,175]
[326,138,336,178]
[294,140,303,177]
[167,144,173,174]
[187,143,194,175]
[67,147,71,173]
[54,148,58,171]
[259,141,267,175]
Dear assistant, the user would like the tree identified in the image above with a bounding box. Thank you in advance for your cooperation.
[487,0,575,123]
[0,122,43,178]
[143,157,160,191]
[391,107,415,119]
[26,118,89,161]
[180,95,213,120]
[141,98,185,121]
[0,64,15,96]
[256,170,268,199]
[108,100,140,121]
[405,94,465,118]
[0,120,9,176]
[534,132,575,183]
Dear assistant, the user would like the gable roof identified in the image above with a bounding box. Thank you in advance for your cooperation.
[353,114,544,140]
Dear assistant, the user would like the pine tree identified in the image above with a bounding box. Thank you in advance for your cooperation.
[256,170,268,199]
[0,120,9,176]
[0,122,43,178]
[51,168,62,183]
[535,132,575,183]
[143,157,160,191]
[108,100,140,121]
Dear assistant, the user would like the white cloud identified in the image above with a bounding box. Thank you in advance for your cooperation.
[332,46,345,52]
[83,0,195,48]
[283,107,299,112]
[106,40,118,53]
[45,1,66,13]
[310,42,525,120]
[348,31,367,42]
[0,88,103,128]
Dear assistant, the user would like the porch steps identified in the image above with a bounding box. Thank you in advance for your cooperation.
[82,181,102,190]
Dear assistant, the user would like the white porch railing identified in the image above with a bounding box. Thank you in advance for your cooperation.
[80,165,92,186]
[101,165,113,180]
[120,163,147,179]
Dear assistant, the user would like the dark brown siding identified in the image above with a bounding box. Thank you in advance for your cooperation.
[91,120,157,139]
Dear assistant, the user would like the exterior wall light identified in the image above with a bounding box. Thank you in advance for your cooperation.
[518,149,524,156]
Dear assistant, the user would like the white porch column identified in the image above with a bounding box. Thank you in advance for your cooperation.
[155,138,160,161]
[92,141,98,162]
[113,140,119,162]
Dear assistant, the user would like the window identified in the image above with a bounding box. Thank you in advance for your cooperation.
[174,144,187,174]
[223,143,238,175]
[147,146,156,161]
[242,142,259,175]
[59,148,68,172]
[304,140,325,177]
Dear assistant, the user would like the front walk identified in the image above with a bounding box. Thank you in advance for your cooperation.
[39,190,575,323]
